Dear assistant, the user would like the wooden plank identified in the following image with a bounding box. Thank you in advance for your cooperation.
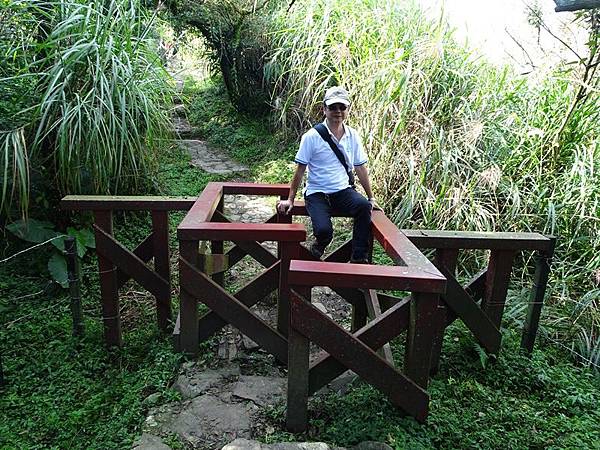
[178,222,307,242]
[288,260,446,293]
[429,248,459,374]
[402,229,552,251]
[363,289,394,365]
[179,240,200,357]
[481,250,516,330]
[308,297,410,394]
[290,294,429,422]
[61,195,196,211]
[521,238,556,353]
[286,287,311,433]
[372,211,442,276]
[152,210,171,332]
[93,211,121,348]
[404,292,442,389]
[117,233,154,289]
[180,258,288,363]
[437,265,501,354]
[198,262,280,341]
[222,182,290,196]
[278,242,301,337]
[94,226,170,301]
[179,182,223,228]
[351,297,368,332]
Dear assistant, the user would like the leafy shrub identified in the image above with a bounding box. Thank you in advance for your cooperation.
[0,0,173,218]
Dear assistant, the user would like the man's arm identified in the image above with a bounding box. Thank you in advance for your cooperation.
[354,164,375,206]
[277,163,306,215]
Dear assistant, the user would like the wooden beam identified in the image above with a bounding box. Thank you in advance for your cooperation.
[61,195,196,211]
[402,229,552,251]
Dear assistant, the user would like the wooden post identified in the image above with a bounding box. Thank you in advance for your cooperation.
[286,287,311,433]
[151,210,171,332]
[277,195,292,261]
[404,292,441,389]
[64,236,84,337]
[521,238,555,354]
[481,250,516,332]
[429,248,458,374]
[278,241,299,337]
[179,239,200,357]
[211,196,225,287]
[93,210,121,348]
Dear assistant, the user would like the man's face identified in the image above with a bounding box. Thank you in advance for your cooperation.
[323,102,349,124]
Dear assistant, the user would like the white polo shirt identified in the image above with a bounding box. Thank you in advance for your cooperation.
[294,121,368,196]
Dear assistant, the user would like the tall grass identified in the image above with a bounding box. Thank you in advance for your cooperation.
[265,0,600,367]
[0,0,173,217]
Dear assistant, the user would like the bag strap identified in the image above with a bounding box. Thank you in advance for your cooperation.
[313,123,355,187]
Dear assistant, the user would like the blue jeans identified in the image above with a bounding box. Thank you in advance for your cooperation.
[305,188,372,261]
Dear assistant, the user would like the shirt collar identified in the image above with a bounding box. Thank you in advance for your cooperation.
[323,120,348,140]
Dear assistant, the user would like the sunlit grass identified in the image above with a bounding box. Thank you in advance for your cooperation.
[265,0,600,366]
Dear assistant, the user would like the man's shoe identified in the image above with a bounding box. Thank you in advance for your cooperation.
[349,257,369,264]
[309,243,325,260]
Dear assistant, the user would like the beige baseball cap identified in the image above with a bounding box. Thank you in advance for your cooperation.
[323,86,351,106]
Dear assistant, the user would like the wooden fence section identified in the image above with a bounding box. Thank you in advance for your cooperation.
[62,183,554,432]
[61,195,197,347]
[401,229,556,363]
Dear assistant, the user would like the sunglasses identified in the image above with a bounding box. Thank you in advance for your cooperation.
[326,104,348,112]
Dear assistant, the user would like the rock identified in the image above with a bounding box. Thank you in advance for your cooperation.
[351,443,393,450]
[221,440,338,450]
[222,438,263,449]
[179,139,249,174]
[153,394,253,449]
[242,334,260,351]
[173,366,240,400]
[277,443,334,449]
[232,375,286,407]
[143,392,162,406]
[132,433,171,450]
[313,302,328,314]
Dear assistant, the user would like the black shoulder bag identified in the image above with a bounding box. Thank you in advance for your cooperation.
[313,123,355,188]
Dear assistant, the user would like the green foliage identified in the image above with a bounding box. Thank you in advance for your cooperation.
[6,219,95,287]
[0,0,174,218]
[260,331,600,449]
[167,0,284,114]
[187,78,296,183]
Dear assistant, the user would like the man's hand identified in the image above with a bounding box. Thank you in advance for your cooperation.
[368,198,381,211]
[277,199,294,215]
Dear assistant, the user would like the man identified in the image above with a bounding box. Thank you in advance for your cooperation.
[277,86,376,263]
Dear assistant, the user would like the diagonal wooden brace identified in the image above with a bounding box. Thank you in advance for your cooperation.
[291,293,428,422]
[94,226,170,301]
[363,289,395,365]
[308,296,410,394]
[116,233,154,289]
[437,265,501,354]
[180,258,287,363]
[197,262,280,341]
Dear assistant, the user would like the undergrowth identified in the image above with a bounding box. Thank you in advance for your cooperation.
[0,141,222,449]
